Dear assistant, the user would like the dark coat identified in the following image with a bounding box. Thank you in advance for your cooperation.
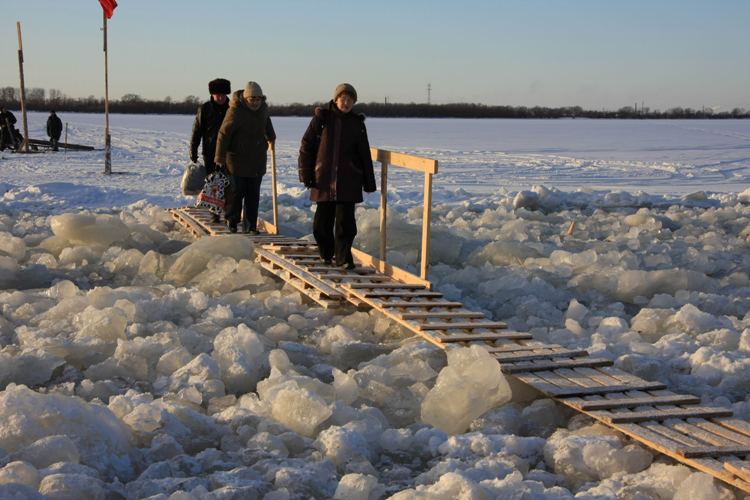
[190,98,229,162]
[47,114,63,140]
[214,90,276,177]
[298,101,376,203]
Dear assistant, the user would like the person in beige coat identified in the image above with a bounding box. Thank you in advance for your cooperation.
[215,81,276,233]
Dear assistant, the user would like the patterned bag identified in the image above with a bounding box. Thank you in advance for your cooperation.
[196,169,231,214]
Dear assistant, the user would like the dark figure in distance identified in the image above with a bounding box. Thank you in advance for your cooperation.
[298,83,376,269]
[47,111,63,151]
[0,107,21,151]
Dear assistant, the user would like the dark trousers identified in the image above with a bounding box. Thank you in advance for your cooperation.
[50,135,60,151]
[313,201,357,265]
[228,175,262,229]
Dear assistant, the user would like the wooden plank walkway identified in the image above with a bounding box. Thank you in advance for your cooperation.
[169,207,750,494]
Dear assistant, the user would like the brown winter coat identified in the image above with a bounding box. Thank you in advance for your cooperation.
[298,101,376,203]
[214,90,276,177]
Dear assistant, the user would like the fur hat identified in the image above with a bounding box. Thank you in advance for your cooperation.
[243,81,264,98]
[208,78,231,95]
[333,83,357,102]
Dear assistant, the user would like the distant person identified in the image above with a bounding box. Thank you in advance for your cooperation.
[0,106,20,151]
[214,81,276,234]
[297,83,376,269]
[46,111,63,151]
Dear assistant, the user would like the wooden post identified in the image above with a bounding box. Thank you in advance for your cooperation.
[270,143,278,234]
[103,12,112,174]
[379,160,388,261]
[420,172,433,280]
[64,122,68,159]
[15,22,29,153]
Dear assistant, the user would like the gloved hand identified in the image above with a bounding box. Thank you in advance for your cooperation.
[304,178,315,188]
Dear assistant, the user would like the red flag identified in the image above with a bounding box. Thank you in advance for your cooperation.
[99,0,117,19]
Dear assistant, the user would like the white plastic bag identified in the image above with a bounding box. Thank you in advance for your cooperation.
[181,161,207,196]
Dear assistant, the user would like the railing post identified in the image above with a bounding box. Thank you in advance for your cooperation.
[379,159,388,262]
[270,143,278,234]
[420,171,433,280]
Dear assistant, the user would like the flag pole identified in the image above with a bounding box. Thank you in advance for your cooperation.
[103,11,111,174]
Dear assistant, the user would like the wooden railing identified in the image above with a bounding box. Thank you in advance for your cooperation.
[267,145,438,287]
[369,148,439,282]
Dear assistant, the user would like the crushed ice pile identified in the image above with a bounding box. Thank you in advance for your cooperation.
[1,185,749,499]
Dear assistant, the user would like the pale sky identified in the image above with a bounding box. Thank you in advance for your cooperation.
[2,0,749,111]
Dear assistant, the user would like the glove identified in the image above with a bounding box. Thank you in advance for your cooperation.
[364,181,376,193]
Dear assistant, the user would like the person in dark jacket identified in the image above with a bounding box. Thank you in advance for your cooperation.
[190,78,231,175]
[46,111,63,151]
[298,83,376,269]
[215,81,276,234]
[0,107,19,151]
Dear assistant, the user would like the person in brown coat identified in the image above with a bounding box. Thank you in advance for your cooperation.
[298,83,376,269]
[215,81,276,234]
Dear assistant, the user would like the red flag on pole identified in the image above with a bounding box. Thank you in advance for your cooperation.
[99,0,117,19]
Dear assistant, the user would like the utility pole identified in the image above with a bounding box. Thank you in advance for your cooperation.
[103,11,112,174]
[427,83,431,105]
[15,22,29,153]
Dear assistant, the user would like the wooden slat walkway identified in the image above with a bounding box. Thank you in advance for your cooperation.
[169,207,750,494]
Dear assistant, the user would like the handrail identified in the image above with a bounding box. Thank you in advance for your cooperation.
[265,145,438,284]
[370,147,439,282]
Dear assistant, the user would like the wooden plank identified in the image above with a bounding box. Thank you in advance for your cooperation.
[547,381,668,398]
[414,321,508,330]
[669,420,737,447]
[257,262,339,309]
[170,209,208,239]
[640,421,707,447]
[371,148,438,174]
[725,461,750,483]
[501,357,612,374]
[351,247,432,289]
[482,343,552,354]
[399,311,485,319]
[362,290,444,298]
[27,138,94,151]
[347,282,426,289]
[378,300,463,308]
[572,395,701,411]
[715,418,750,439]
[319,274,391,281]
[415,321,507,331]
[493,348,588,363]
[256,249,342,299]
[677,446,750,458]
[691,419,750,445]
[436,331,533,342]
[597,407,733,424]
[619,421,701,452]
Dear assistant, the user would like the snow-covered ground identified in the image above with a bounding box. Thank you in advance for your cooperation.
[1,111,749,499]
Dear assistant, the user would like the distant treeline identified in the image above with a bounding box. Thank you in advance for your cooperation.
[1,87,748,119]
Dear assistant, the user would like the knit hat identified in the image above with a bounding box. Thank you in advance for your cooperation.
[243,81,264,98]
[208,78,231,95]
[333,83,357,102]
